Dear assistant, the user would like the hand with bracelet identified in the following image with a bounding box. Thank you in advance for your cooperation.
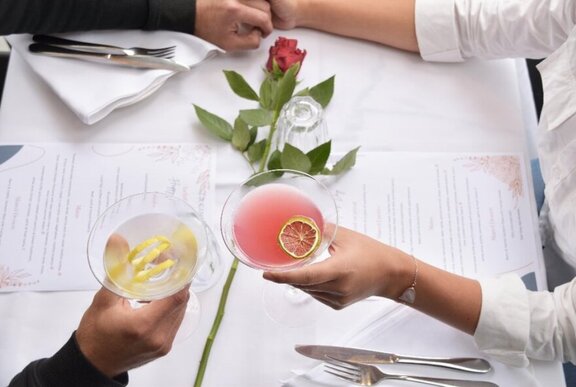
[263,225,481,335]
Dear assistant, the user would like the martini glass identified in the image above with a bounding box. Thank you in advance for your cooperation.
[87,192,217,339]
[220,169,338,326]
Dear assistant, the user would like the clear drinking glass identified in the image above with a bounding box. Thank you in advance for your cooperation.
[87,192,218,338]
[220,169,338,326]
[276,96,329,153]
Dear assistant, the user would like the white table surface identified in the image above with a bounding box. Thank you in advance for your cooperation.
[0,29,565,386]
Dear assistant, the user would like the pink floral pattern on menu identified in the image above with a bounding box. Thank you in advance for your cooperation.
[461,155,523,200]
[0,265,37,288]
[139,144,211,165]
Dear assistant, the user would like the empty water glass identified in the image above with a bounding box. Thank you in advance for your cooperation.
[276,96,328,153]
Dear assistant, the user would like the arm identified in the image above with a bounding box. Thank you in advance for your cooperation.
[0,0,273,51]
[270,0,576,60]
[8,286,189,385]
[8,333,128,387]
[0,0,159,35]
[270,0,418,53]
[265,226,576,365]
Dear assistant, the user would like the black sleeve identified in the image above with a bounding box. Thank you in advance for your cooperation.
[0,0,196,35]
[8,332,129,387]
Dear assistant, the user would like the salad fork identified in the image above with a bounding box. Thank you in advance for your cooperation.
[324,357,499,387]
[32,35,176,58]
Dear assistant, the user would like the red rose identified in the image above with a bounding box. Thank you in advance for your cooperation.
[266,37,307,74]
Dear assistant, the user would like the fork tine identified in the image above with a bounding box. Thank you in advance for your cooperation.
[324,356,364,384]
[146,46,176,55]
[324,368,362,384]
[325,363,361,378]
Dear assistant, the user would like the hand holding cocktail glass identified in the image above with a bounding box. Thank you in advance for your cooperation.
[87,192,221,339]
[220,169,338,326]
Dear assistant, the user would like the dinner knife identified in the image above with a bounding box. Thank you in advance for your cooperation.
[28,43,189,72]
[295,345,492,374]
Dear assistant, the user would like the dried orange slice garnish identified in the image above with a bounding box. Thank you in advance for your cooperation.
[278,216,321,259]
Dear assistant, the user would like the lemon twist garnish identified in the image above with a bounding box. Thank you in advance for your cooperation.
[126,235,170,263]
[133,259,176,283]
[125,236,175,283]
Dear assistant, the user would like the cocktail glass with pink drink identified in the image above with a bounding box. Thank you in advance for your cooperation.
[220,169,338,326]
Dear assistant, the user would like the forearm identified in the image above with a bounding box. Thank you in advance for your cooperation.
[8,333,127,387]
[0,0,196,36]
[295,0,418,52]
[406,260,482,335]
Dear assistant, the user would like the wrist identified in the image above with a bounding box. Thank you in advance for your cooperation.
[383,252,418,301]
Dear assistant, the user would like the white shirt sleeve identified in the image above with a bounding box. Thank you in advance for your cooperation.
[415,0,576,62]
[475,274,576,365]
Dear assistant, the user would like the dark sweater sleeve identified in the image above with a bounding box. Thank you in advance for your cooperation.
[8,332,128,387]
[0,0,196,35]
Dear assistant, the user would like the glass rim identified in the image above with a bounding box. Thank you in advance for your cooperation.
[86,191,207,300]
[220,169,339,272]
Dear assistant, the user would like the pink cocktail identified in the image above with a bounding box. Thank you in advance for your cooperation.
[233,184,324,269]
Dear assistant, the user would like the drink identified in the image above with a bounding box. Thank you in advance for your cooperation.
[232,184,324,269]
[103,213,198,299]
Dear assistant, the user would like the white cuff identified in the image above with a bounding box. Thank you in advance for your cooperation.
[474,275,530,367]
[415,0,464,62]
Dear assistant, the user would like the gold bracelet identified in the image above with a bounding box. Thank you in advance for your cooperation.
[398,255,418,304]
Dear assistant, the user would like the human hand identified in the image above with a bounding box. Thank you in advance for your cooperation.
[263,225,414,309]
[76,234,190,378]
[268,0,299,30]
[195,0,273,50]
[75,287,189,378]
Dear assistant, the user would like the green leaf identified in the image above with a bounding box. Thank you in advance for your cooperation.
[295,87,310,97]
[281,143,311,173]
[223,70,259,101]
[267,149,282,171]
[239,109,274,127]
[274,64,299,112]
[193,105,233,141]
[309,76,335,108]
[247,139,267,163]
[232,117,251,151]
[259,77,274,110]
[306,140,331,175]
[328,147,360,175]
[248,126,258,147]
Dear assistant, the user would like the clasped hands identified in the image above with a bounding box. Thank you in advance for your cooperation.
[195,0,299,50]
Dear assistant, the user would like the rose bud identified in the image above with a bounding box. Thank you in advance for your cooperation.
[266,37,307,75]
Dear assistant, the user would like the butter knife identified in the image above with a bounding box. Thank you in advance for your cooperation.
[295,345,492,374]
[28,43,189,72]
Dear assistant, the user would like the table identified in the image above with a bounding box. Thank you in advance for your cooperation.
[0,29,565,386]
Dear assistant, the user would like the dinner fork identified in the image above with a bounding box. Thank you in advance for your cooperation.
[32,35,176,58]
[324,357,499,387]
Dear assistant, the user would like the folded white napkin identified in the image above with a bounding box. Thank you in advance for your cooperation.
[7,31,222,124]
[284,306,540,387]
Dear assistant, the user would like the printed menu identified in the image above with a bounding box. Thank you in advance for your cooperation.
[328,152,545,290]
[0,143,214,291]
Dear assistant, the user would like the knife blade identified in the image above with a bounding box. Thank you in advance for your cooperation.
[295,345,492,374]
[28,43,189,72]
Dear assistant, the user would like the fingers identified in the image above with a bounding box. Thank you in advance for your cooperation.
[263,258,339,286]
[91,287,124,307]
[236,5,273,37]
[137,286,190,322]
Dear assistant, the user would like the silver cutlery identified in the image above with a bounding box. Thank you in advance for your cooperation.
[324,357,499,387]
[29,43,189,72]
[33,34,176,58]
[295,345,491,373]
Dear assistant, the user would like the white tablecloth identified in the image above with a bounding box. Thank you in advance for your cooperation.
[0,29,565,386]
